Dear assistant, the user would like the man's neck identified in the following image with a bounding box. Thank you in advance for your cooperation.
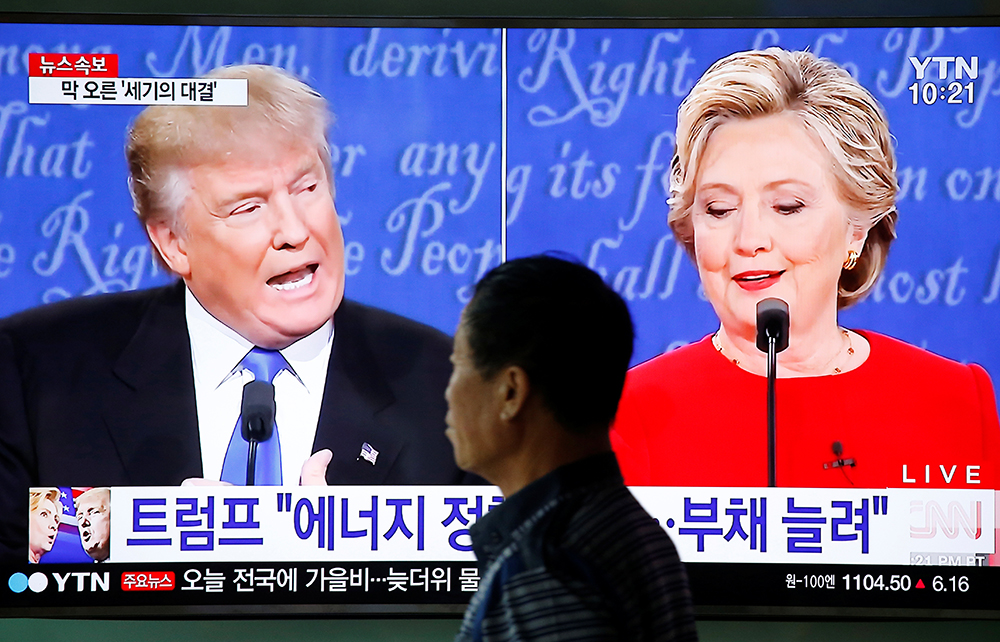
[495,427,612,498]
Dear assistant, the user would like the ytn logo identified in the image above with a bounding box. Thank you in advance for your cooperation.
[6,571,109,593]
[909,56,979,80]
[8,572,48,593]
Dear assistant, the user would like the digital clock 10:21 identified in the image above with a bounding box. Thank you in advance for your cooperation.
[909,81,975,105]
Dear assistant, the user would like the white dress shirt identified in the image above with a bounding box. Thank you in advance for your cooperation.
[184,287,333,484]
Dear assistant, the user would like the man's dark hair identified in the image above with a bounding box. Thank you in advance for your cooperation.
[462,254,634,434]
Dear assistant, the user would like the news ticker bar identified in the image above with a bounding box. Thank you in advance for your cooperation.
[25,52,247,106]
[90,486,995,565]
[2,563,999,617]
[2,561,475,612]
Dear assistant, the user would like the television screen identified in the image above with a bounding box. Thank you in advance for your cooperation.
[1,14,999,619]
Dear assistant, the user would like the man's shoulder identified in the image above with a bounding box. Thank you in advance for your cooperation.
[336,299,452,359]
[560,482,680,558]
[562,484,695,634]
[510,479,685,582]
[0,284,182,350]
[550,483,690,596]
[483,483,695,641]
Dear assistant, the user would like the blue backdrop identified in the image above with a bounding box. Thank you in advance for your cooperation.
[3,24,1000,384]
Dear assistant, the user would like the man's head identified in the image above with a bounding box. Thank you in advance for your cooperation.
[127,65,345,348]
[75,488,110,562]
[445,255,634,485]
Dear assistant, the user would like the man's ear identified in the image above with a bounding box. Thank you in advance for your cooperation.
[497,365,530,422]
[146,221,190,278]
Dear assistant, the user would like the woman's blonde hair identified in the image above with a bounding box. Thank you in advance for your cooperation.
[669,48,898,308]
[29,487,62,515]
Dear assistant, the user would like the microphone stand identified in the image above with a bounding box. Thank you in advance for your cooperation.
[767,332,777,488]
[756,297,788,489]
[246,438,258,486]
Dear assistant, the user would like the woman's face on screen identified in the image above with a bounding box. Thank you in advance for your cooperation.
[29,497,59,560]
[691,112,865,339]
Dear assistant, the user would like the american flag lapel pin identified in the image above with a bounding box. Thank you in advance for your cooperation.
[358,442,379,465]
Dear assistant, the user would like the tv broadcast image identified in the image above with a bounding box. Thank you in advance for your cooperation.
[1,16,999,622]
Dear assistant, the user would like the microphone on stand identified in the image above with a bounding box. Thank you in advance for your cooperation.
[241,380,276,486]
[756,298,789,487]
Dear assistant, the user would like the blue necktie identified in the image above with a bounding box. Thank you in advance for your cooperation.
[220,348,290,485]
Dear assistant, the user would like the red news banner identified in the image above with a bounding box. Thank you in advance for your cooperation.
[28,53,119,77]
[27,53,247,106]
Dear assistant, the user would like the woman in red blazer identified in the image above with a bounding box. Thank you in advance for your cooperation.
[611,48,1000,490]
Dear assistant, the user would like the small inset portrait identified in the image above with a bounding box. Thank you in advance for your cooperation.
[28,487,62,563]
[74,487,111,562]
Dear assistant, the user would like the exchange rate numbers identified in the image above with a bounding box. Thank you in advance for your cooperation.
[932,575,970,592]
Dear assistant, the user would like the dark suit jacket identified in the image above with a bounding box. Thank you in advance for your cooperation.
[0,282,477,563]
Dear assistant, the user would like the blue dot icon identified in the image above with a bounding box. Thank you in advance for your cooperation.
[666,518,675,528]
[8,573,28,593]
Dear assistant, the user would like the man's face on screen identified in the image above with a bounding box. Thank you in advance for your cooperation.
[76,492,110,562]
[691,113,863,338]
[149,143,346,349]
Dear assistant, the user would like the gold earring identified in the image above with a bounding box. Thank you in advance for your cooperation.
[843,250,859,271]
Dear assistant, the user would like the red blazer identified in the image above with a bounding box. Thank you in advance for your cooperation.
[611,331,1000,490]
